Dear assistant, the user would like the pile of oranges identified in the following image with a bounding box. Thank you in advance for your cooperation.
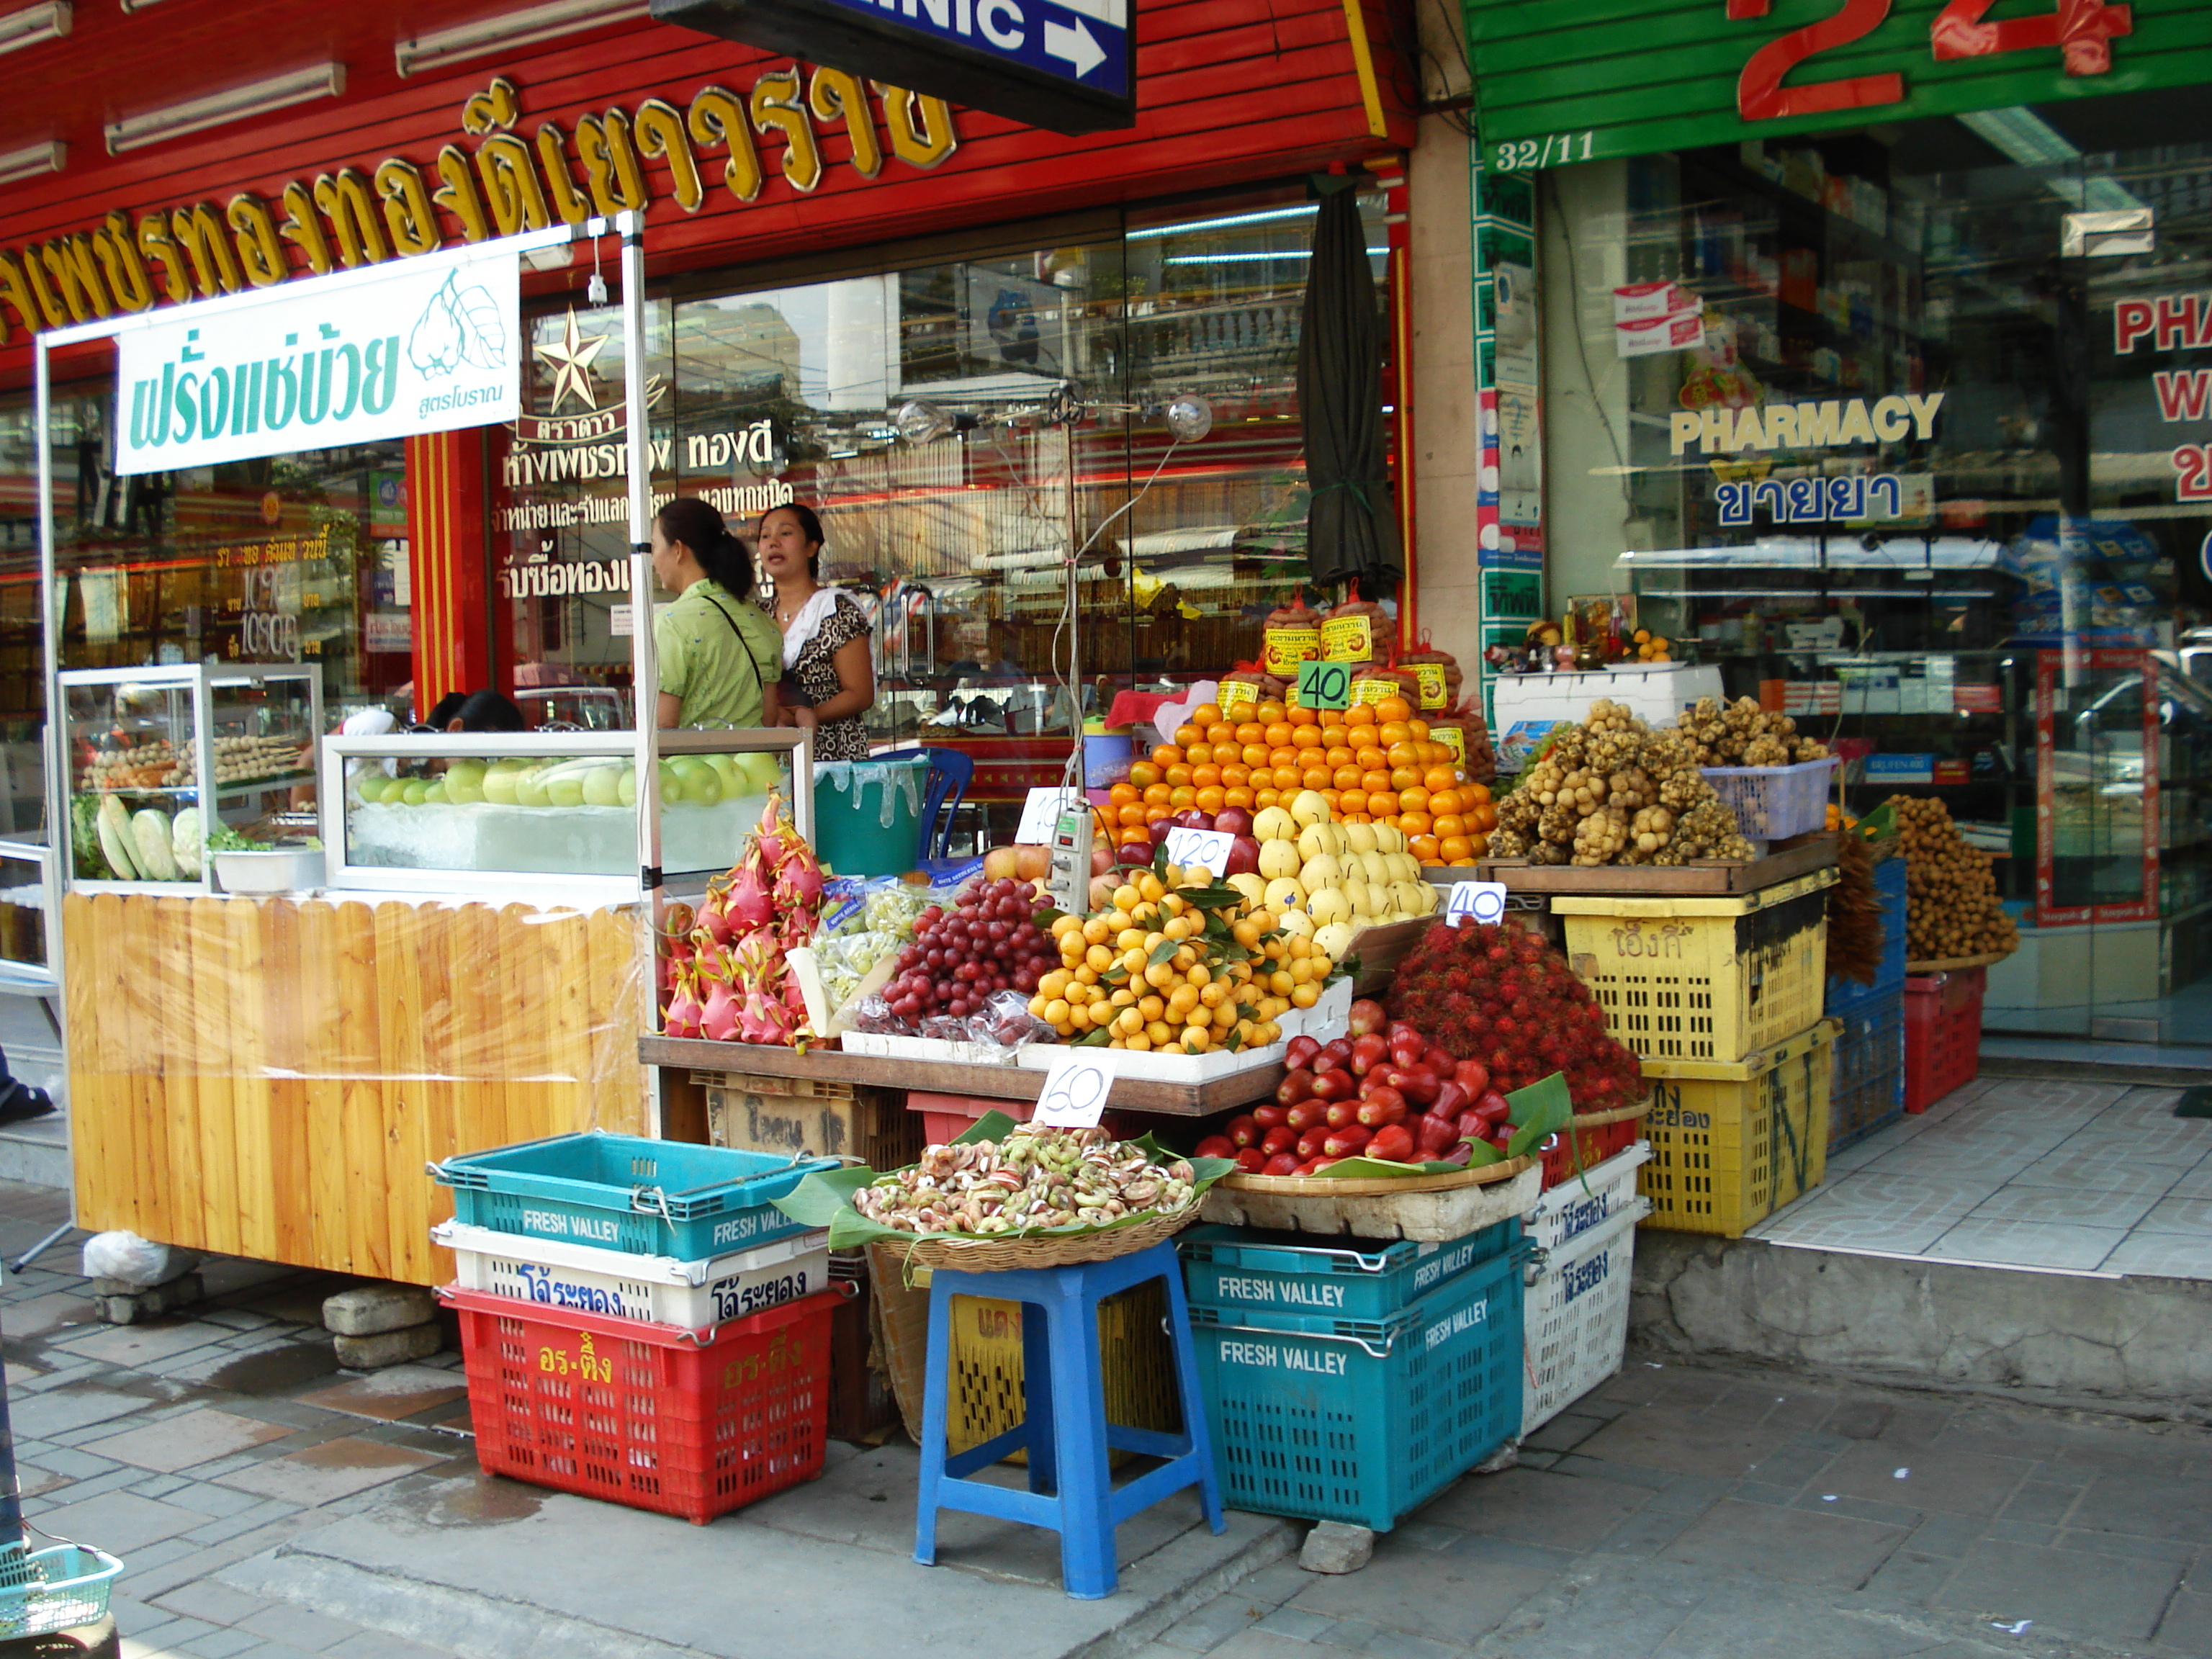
[1101,695,1496,868]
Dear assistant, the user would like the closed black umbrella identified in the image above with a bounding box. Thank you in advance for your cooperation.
[1298,172,1402,593]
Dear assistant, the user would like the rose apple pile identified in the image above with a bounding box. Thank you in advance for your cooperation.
[1192,1001,1522,1175]
[1100,693,1497,872]
[1387,918,1645,1110]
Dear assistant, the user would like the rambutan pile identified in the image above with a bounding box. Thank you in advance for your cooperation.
[1387,919,1645,1110]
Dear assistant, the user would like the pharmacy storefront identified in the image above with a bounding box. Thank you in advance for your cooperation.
[1467,0,2212,1043]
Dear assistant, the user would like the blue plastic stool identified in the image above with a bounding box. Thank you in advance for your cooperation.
[913,1239,1225,1599]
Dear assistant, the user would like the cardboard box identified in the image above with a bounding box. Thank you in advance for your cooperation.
[702,1072,925,1169]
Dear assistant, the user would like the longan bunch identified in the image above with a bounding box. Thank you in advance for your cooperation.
[1889,795,2019,961]
[1678,696,1831,766]
[1493,700,1756,866]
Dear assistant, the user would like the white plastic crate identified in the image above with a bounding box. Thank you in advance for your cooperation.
[431,1218,830,1331]
[1523,1197,1651,1434]
[1528,1141,1651,1256]
[1699,755,1838,841]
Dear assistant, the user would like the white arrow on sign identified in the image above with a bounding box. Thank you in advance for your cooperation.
[1043,16,1107,76]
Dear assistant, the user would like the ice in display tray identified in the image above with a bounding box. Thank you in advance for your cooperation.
[432,1219,830,1331]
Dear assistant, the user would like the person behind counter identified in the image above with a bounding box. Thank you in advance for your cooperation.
[652,497,783,729]
[757,503,873,761]
[418,690,526,733]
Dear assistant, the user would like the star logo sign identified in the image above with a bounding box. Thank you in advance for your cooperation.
[534,310,608,413]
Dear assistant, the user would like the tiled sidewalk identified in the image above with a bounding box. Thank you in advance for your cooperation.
[1748,1079,2212,1277]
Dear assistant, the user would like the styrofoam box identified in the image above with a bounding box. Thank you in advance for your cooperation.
[1279,978,1353,1044]
[840,1030,1028,1068]
[1015,1040,1287,1082]
[431,1218,831,1331]
[1493,663,1724,732]
[1523,1197,1650,1434]
[1527,1142,1650,1256]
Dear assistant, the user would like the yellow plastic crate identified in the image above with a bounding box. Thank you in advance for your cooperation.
[1555,871,1835,1062]
[1637,1020,1837,1236]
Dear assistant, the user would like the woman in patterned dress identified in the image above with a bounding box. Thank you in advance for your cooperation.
[757,503,875,762]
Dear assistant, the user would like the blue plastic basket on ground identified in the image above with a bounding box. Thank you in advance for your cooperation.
[1827,984,1905,1151]
[431,1132,837,1259]
[1187,1243,1529,1532]
[1826,854,1907,1017]
[0,1542,124,1639]
[1179,1218,1520,1327]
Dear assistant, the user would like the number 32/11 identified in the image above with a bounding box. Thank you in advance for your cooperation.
[1494,0,2131,168]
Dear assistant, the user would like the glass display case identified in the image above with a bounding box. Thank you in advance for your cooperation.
[318,727,812,901]
[59,666,324,893]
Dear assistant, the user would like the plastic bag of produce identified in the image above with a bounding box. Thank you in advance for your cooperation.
[81,1229,178,1287]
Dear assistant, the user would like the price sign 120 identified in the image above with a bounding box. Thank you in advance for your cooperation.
[1161,826,1233,876]
[1297,658,1351,711]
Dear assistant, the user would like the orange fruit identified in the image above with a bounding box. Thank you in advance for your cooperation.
[1374,696,1413,724]
[1254,787,1280,809]
[1434,813,1466,838]
[1390,765,1421,792]
[1324,745,1355,769]
[1339,788,1368,815]
[1400,810,1433,837]
[1408,718,1431,740]
[1469,832,1491,858]
[1352,743,1384,770]
[1408,834,1442,863]
[1174,723,1203,749]
[1185,742,1214,767]
[1143,783,1172,806]
[1165,764,1193,787]
[1128,760,1161,788]
[1259,721,1290,750]
[1344,704,1377,728]
[1108,781,1139,806]
[1195,785,1226,814]
[1221,763,1251,788]
[1387,742,1421,769]
[1360,769,1390,793]
[1224,786,1255,809]
[1466,783,1493,806]
[1169,784,1197,809]
[1301,766,1333,791]
[1151,745,1180,769]
[1291,725,1323,750]
[1369,791,1399,817]
[1378,720,1412,747]
[1399,785,1431,814]
[1272,764,1302,790]
[1235,721,1267,746]
[1192,702,1222,727]
[1321,788,1341,811]
[1334,764,1363,791]
[1241,742,1270,769]
[1205,722,1236,747]
[1118,824,1151,846]
[1117,802,1147,827]
[1449,855,1478,868]
[1256,700,1287,724]
[1439,835,1474,861]
[1473,803,1499,832]
[1288,704,1319,727]
[1192,764,1222,788]
[1424,765,1457,793]
[1318,707,1346,731]
[1431,788,1462,817]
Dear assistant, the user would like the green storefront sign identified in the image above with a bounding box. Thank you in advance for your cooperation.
[1465,0,2212,171]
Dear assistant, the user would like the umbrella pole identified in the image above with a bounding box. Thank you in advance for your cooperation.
[0,1317,23,1547]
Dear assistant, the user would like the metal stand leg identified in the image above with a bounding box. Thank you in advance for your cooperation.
[12,1223,71,1275]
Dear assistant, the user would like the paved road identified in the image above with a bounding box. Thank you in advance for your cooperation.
[0,1179,2203,1659]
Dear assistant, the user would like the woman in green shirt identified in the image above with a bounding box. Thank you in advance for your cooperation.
[651,498,783,728]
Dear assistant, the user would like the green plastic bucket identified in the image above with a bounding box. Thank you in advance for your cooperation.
[813,754,928,876]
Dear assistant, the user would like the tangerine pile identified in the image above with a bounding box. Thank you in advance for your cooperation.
[1101,694,1496,867]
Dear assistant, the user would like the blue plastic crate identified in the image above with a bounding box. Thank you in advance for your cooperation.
[1187,1245,1527,1531]
[431,1132,836,1259]
[1827,985,1905,1151]
[1179,1218,1519,1328]
[1826,853,1907,1016]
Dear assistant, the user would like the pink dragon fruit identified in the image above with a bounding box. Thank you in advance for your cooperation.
[662,970,705,1039]
[720,858,776,934]
[698,974,743,1043]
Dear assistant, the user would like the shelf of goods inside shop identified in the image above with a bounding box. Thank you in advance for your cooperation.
[1904,968,1986,1114]
[1825,986,1905,1152]
[1523,1195,1653,1436]
[431,1132,837,1259]
[1186,1241,1529,1532]
[1550,872,1835,1064]
[1825,854,1907,1017]
[442,1286,835,1524]
[1636,1022,1838,1237]
[1178,1216,1521,1326]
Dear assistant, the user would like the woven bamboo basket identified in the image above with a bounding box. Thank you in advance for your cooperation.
[1217,1154,1533,1197]
[858,1201,1201,1275]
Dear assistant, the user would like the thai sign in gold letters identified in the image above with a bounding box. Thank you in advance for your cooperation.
[0,71,957,343]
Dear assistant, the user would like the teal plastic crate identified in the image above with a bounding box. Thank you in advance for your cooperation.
[431,1132,836,1259]
[1188,1245,1528,1531]
[1179,1219,1519,1327]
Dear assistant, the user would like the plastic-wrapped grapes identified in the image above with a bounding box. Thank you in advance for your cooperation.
[863,880,927,939]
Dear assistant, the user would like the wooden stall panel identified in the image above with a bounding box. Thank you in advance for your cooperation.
[68,894,648,1285]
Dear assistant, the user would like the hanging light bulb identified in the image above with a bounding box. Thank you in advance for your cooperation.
[1164,395,1213,442]
[893,400,950,444]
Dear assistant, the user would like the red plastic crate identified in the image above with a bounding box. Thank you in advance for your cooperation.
[444,1285,833,1524]
[1539,1115,1642,1190]
[907,1090,1034,1148]
[1903,968,1985,1113]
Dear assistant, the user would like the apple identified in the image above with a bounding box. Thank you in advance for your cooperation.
[1213,806,1253,837]
[1224,836,1262,878]
[1118,835,1154,867]
[1173,809,1208,830]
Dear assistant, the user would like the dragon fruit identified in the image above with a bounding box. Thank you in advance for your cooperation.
[662,971,705,1039]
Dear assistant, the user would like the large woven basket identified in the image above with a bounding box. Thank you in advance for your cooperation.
[1572,1097,1652,1132]
[1218,1154,1533,1197]
[861,1201,1200,1276]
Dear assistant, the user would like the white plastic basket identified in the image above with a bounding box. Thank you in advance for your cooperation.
[1522,1197,1650,1434]
[1528,1141,1652,1256]
[431,1218,830,1331]
[1699,755,1839,841]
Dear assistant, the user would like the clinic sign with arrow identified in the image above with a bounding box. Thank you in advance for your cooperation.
[649,0,1136,135]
